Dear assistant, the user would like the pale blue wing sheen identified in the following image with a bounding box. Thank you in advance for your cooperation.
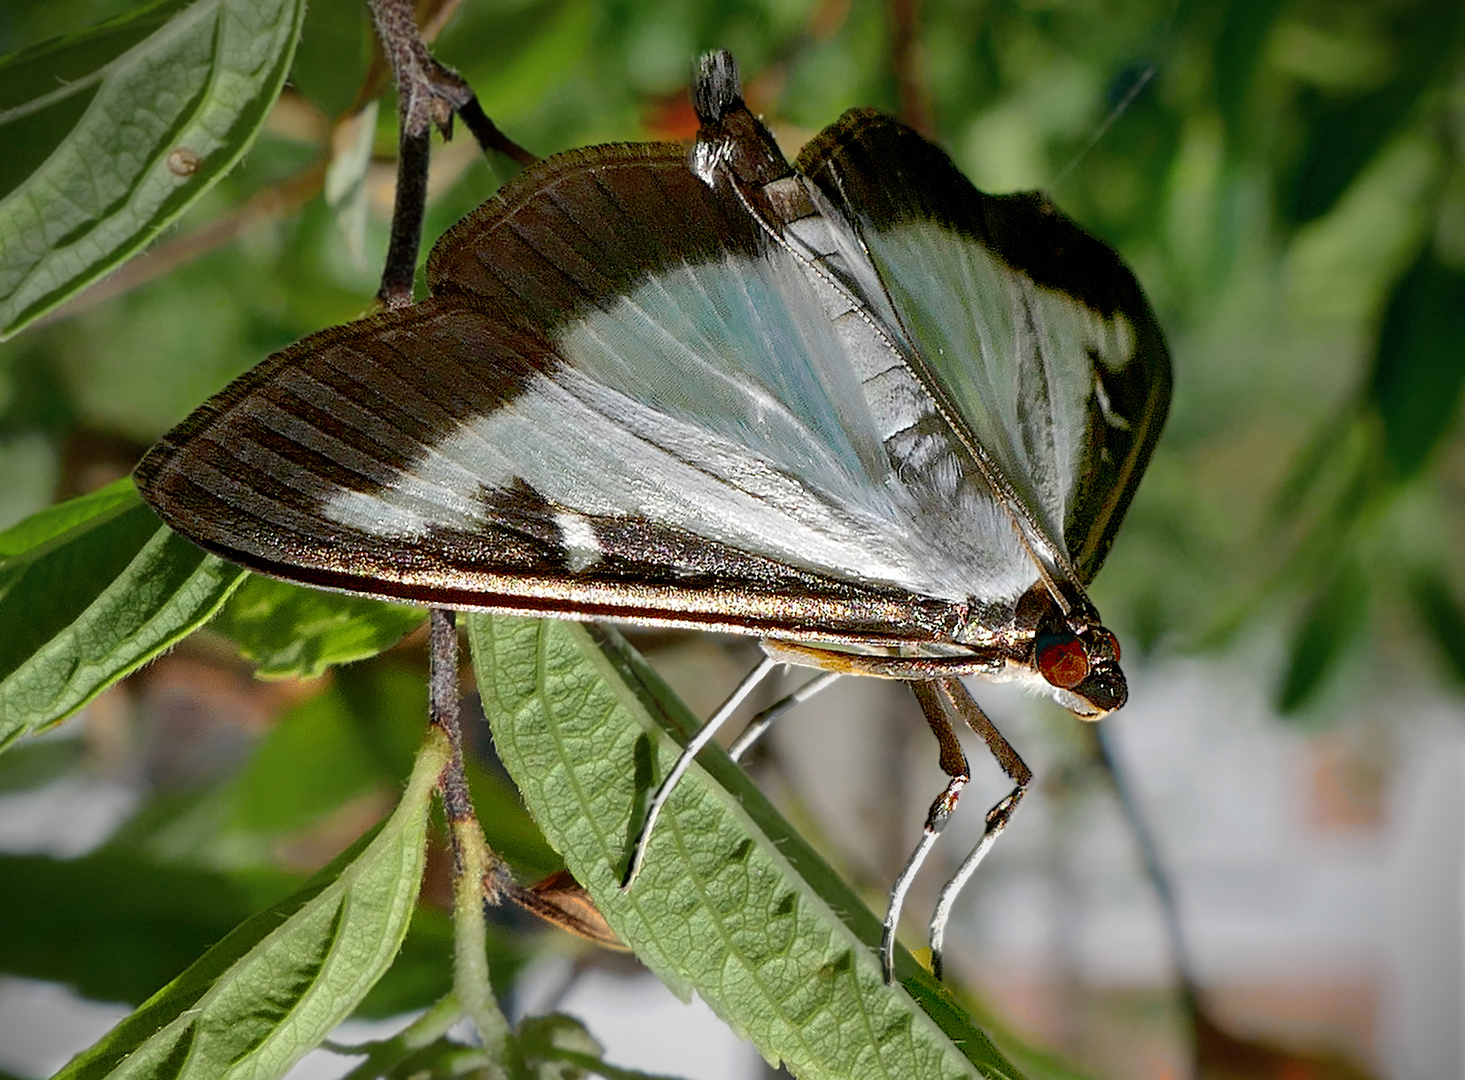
[796,110,1172,585]
[863,221,1117,549]
[320,245,1039,606]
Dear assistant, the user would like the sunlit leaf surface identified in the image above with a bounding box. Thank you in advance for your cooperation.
[0,0,307,338]
[51,727,440,1080]
[469,613,1024,1080]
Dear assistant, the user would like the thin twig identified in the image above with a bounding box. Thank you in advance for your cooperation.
[428,609,516,1059]
[1092,724,1204,1062]
[367,0,536,307]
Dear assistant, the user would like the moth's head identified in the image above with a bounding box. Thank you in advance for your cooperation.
[1015,584,1127,720]
[1034,623,1126,719]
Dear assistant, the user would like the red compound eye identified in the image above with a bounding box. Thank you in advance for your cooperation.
[1036,633,1089,689]
[1099,628,1120,662]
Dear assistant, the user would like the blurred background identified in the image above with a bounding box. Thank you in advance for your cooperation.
[1,0,1463,1078]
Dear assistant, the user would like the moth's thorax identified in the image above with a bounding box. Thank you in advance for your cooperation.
[690,80,790,192]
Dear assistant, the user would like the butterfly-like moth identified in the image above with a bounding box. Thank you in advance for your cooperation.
[136,51,1170,982]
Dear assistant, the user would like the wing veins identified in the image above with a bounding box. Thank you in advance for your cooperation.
[746,162,1079,599]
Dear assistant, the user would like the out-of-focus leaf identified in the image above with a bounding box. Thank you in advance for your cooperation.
[228,682,394,836]
[1367,248,1465,480]
[517,1012,690,1079]
[289,0,372,118]
[1410,569,1465,686]
[1266,411,1360,531]
[0,489,246,748]
[465,754,564,880]
[0,0,308,339]
[210,574,425,680]
[0,852,296,1005]
[468,613,1024,1080]
[448,0,596,124]
[1278,561,1371,714]
[52,727,442,1080]
[323,99,378,265]
[1279,0,1462,225]
[0,838,458,1021]
[0,736,82,794]
[1213,0,1288,145]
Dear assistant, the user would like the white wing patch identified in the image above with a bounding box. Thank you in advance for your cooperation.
[554,510,602,572]
[862,221,1139,550]
[324,489,436,538]
[322,240,1045,605]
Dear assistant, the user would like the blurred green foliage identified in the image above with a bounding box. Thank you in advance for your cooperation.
[1,0,1464,1075]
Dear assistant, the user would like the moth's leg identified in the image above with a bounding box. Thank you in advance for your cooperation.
[727,670,842,762]
[367,0,536,308]
[622,655,780,888]
[881,680,972,983]
[927,677,1032,981]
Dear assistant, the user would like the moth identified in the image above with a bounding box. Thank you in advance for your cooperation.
[136,51,1170,981]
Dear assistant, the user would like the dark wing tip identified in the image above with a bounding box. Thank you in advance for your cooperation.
[693,50,743,124]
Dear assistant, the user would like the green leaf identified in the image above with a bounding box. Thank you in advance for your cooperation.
[0,476,136,556]
[289,0,373,118]
[1278,561,1371,714]
[1410,568,1465,686]
[52,726,443,1080]
[229,681,399,836]
[0,852,296,1005]
[0,0,308,339]
[0,736,82,794]
[1212,0,1288,146]
[353,914,455,1023]
[467,614,1023,1080]
[516,1012,688,1079]
[1367,248,1465,481]
[464,754,564,880]
[0,487,246,748]
[1279,0,1463,225]
[211,574,426,680]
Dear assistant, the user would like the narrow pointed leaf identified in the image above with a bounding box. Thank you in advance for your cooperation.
[51,727,442,1080]
[1213,0,1288,144]
[1278,561,1371,714]
[1367,249,1465,481]
[1410,569,1465,686]
[0,852,296,1005]
[0,477,137,556]
[1279,0,1462,225]
[0,487,245,748]
[467,613,1023,1080]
